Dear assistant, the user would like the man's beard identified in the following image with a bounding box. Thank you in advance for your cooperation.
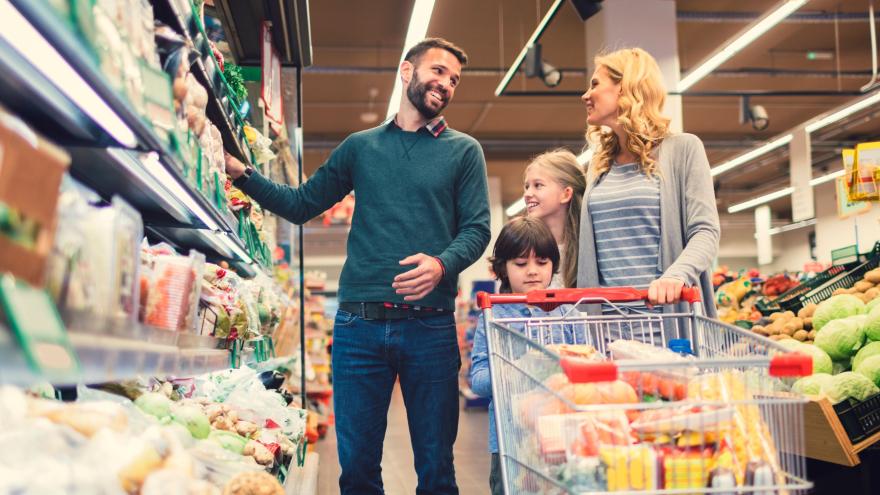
[406,72,448,119]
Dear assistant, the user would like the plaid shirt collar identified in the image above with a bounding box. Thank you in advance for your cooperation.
[387,114,447,137]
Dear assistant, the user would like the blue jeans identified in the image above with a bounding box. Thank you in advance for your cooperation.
[332,310,461,494]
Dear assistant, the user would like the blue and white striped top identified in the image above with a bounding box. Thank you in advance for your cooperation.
[589,163,663,316]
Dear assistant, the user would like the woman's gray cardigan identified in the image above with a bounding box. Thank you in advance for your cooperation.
[577,133,721,318]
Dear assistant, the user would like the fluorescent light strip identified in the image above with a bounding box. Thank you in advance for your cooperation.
[386,0,436,118]
[677,0,807,92]
[504,148,593,217]
[809,169,844,186]
[0,1,137,147]
[494,0,564,97]
[139,152,220,231]
[107,149,190,223]
[768,218,816,236]
[711,134,792,177]
[222,233,253,264]
[727,186,794,213]
[805,91,880,133]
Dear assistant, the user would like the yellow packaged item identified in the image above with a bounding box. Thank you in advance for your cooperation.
[599,445,658,491]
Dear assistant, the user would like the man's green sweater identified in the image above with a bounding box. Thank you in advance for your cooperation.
[237,119,490,310]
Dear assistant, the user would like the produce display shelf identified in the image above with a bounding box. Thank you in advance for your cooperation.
[4,0,253,266]
[153,0,251,165]
[804,395,880,466]
[783,242,880,313]
[284,452,319,495]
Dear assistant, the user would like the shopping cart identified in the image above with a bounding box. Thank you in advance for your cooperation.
[477,287,813,495]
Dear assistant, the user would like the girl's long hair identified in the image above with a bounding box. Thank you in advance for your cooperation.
[525,149,585,288]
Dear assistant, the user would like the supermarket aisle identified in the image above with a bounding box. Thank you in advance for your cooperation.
[316,384,492,494]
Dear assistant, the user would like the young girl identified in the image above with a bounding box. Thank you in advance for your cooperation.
[469,216,575,495]
[523,149,586,288]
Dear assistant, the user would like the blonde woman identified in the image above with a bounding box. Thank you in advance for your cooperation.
[523,149,586,288]
[578,47,720,319]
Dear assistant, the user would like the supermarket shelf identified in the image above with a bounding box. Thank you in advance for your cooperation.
[152,0,251,164]
[2,0,256,267]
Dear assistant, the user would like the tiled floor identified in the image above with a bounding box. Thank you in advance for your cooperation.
[316,384,492,494]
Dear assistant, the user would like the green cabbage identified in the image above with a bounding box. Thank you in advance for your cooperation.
[855,354,880,388]
[788,342,833,375]
[792,373,835,396]
[866,297,880,313]
[815,317,865,360]
[853,341,880,371]
[208,430,248,454]
[813,294,866,331]
[863,304,880,341]
[828,371,880,404]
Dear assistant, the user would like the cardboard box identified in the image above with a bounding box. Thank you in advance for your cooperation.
[0,120,70,287]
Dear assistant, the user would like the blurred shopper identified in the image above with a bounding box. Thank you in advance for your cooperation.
[225,38,490,494]
[522,149,586,288]
[578,47,720,318]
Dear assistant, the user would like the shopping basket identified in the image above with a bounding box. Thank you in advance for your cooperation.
[477,287,813,495]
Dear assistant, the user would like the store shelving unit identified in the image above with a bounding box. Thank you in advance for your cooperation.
[1,0,256,268]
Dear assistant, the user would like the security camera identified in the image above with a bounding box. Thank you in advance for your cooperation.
[541,62,563,87]
[740,96,770,131]
[750,104,769,131]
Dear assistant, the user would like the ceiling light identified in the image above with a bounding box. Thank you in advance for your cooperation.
[677,0,807,92]
[808,169,844,186]
[740,97,769,131]
[386,0,436,118]
[805,91,880,133]
[0,1,137,147]
[727,186,794,213]
[494,0,565,96]
[525,43,563,88]
[711,134,792,177]
[768,218,816,236]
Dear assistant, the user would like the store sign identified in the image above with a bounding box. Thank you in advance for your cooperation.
[836,176,871,219]
[755,205,773,265]
[261,22,283,130]
[790,127,814,222]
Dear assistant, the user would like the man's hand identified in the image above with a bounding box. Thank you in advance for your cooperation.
[224,152,247,179]
[392,254,444,301]
[647,277,685,306]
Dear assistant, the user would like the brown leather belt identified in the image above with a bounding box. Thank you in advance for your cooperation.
[338,302,450,320]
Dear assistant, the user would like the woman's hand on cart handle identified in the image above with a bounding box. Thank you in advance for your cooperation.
[647,277,692,306]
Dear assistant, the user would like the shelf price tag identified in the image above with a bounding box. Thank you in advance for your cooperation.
[0,275,79,378]
[261,22,283,132]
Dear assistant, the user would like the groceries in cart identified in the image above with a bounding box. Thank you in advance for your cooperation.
[478,287,813,494]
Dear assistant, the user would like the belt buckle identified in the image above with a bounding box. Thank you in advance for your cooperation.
[359,302,370,320]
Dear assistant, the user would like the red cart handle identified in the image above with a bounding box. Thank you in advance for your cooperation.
[769,354,813,377]
[561,358,618,383]
[477,287,701,310]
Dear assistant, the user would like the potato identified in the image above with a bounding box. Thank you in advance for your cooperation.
[808,329,817,340]
[780,325,795,336]
[855,280,875,292]
[785,317,804,332]
[865,269,880,284]
[783,311,795,319]
[859,292,873,303]
[833,288,848,296]
[768,326,781,336]
[769,312,786,322]
[753,327,769,337]
[801,303,818,318]
[804,317,813,330]
[793,330,808,341]
[866,287,880,300]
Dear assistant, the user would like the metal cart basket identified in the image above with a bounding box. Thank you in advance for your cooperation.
[477,287,813,495]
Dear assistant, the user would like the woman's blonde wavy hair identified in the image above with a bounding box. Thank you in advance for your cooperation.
[525,149,586,288]
[586,48,670,179]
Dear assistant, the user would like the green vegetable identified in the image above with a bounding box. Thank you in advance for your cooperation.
[813,294,866,331]
[855,354,880,387]
[832,358,851,375]
[828,371,880,404]
[815,317,865,360]
[866,298,880,314]
[787,341,833,375]
[172,405,211,439]
[792,373,834,396]
[853,341,880,371]
[223,63,248,103]
[208,430,249,454]
[863,304,880,341]
[134,392,173,419]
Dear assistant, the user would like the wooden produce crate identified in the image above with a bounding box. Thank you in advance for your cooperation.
[804,394,880,466]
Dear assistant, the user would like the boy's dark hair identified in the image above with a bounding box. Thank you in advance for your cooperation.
[489,217,560,293]
[404,37,469,67]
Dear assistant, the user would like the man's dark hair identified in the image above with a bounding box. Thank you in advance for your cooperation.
[404,37,468,67]
[489,216,559,293]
